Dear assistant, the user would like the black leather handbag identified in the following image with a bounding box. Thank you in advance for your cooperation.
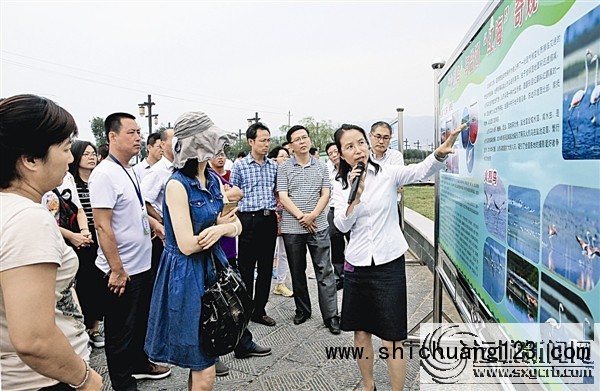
[200,253,253,356]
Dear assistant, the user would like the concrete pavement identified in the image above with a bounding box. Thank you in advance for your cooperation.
[90,252,461,390]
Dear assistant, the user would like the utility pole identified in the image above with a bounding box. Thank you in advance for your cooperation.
[247,112,260,126]
[403,138,409,150]
[414,140,421,150]
[138,94,159,134]
[429,143,434,151]
[288,110,292,127]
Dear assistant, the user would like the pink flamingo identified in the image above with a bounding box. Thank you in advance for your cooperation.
[568,49,592,147]
[548,224,558,239]
[589,54,600,150]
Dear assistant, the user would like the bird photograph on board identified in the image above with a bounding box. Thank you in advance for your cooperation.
[562,5,600,159]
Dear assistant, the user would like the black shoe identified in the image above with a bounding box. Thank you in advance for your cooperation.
[325,316,341,335]
[234,344,272,359]
[251,315,276,326]
[131,363,172,380]
[215,360,229,376]
[293,313,311,325]
[336,279,344,290]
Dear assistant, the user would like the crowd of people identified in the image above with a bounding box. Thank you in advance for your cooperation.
[0,93,463,391]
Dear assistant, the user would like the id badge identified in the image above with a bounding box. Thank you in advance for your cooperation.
[142,212,151,235]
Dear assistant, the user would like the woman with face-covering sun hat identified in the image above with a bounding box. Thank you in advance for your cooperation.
[144,111,241,390]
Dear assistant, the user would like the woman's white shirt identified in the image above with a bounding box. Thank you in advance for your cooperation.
[331,154,444,267]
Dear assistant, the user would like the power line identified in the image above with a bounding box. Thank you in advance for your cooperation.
[1,50,288,115]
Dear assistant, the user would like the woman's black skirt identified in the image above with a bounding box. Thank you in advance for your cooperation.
[340,255,407,341]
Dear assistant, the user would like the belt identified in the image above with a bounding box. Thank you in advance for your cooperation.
[239,209,274,216]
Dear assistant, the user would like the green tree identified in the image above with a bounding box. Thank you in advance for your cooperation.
[297,117,335,152]
[403,149,428,164]
[90,116,106,146]
[226,137,251,160]
[278,124,290,140]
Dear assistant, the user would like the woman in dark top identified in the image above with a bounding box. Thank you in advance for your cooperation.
[69,140,106,348]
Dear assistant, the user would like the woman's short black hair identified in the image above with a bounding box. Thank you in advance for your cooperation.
[0,94,78,189]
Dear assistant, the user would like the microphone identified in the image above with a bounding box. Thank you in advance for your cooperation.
[347,162,366,204]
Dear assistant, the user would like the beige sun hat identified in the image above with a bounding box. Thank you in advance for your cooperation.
[172,111,237,169]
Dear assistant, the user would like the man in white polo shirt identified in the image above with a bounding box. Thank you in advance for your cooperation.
[141,128,174,279]
[133,132,162,182]
[90,112,170,391]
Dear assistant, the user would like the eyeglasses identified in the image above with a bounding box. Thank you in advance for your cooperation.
[371,133,391,142]
[292,135,310,144]
[82,152,97,158]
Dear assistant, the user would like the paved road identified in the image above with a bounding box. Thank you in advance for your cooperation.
[90,252,462,390]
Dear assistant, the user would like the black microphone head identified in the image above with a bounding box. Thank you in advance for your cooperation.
[356,162,365,170]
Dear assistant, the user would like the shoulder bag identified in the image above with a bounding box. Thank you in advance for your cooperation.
[200,253,253,356]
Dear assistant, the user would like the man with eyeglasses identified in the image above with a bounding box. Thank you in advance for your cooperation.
[230,122,279,329]
[277,125,340,334]
[369,121,405,221]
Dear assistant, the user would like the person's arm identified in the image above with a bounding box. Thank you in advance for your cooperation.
[76,208,89,232]
[392,124,464,187]
[299,164,331,226]
[224,185,244,202]
[145,202,163,224]
[92,208,130,296]
[1,263,102,390]
[331,170,368,233]
[141,171,163,224]
[276,163,305,221]
[298,187,330,229]
[165,180,238,255]
[148,215,164,241]
[58,226,91,249]
[211,179,242,243]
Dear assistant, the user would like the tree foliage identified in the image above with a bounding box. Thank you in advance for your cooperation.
[297,117,335,152]
[90,116,106,147]
[403,149,428,161]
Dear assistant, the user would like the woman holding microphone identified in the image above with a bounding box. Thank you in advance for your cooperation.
[331,123,464,391]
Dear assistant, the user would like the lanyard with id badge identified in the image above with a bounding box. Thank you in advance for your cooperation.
[109,154,151,235]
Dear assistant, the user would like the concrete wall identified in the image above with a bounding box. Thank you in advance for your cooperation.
[404,207,435,273]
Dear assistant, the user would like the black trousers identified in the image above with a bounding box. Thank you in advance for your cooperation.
[327,208,349,283]
[150,236,164,283]
[74,229,105,329]
[237,212,277,319]
[103,269,153,391]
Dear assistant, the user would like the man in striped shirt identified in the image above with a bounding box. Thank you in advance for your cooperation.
[277,125,340,334]
[230,122,278,327]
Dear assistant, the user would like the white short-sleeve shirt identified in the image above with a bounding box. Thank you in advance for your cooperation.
[89,160,152,275]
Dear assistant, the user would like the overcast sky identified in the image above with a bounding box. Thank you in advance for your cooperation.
[2,0,488,142]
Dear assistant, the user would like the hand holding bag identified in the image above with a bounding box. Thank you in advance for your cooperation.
[200,253,253,356]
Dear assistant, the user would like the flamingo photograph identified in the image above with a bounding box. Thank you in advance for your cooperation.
[507,185,541,264]
[482,237,506,303]
[484,174,507,242]
[505,250,539,323]
[589,54,600,148]
[541,185,600,291]
[562,5,600,159]
[539,272,595,342]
